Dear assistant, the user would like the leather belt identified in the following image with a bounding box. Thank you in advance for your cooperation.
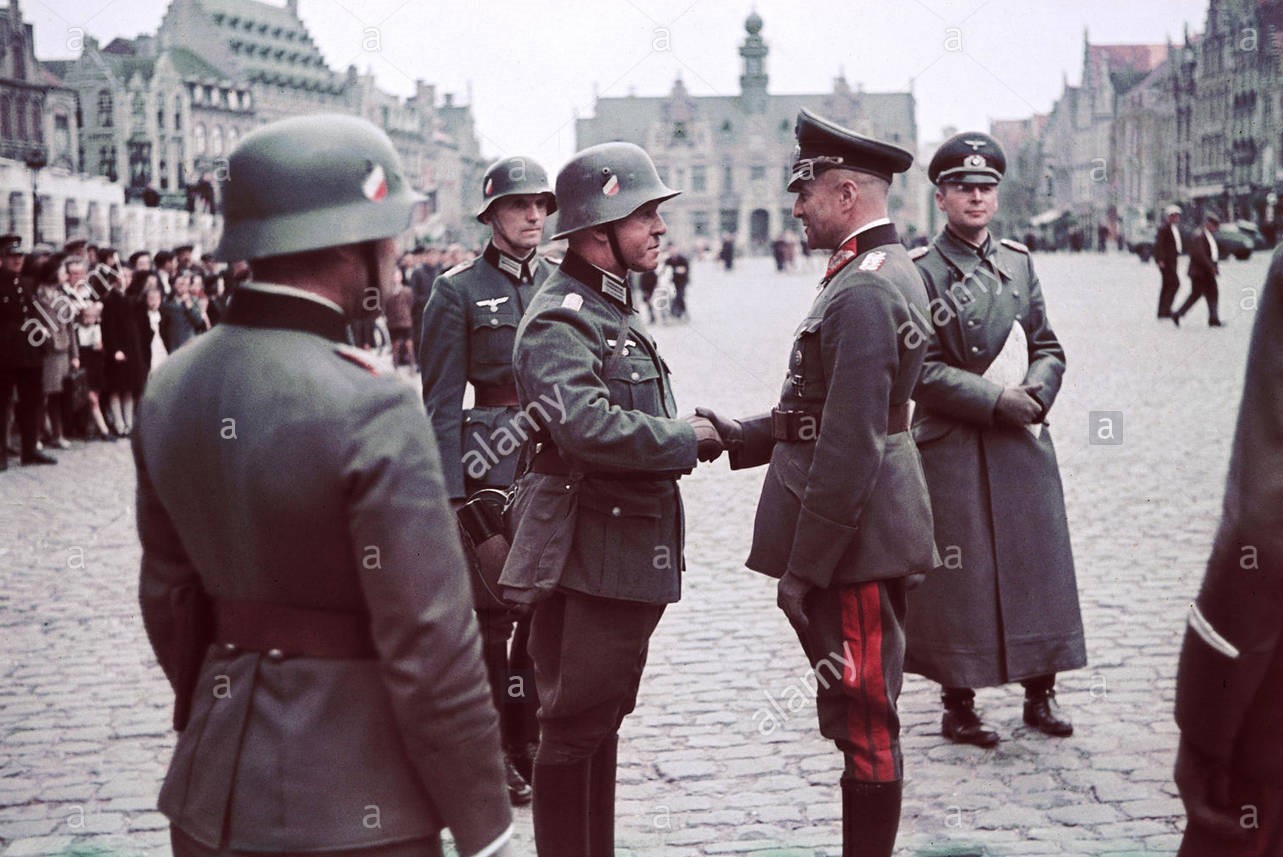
[530,442,685,482]
[214,597,376,659]
[473,384,520,408]
[771,402,911,441]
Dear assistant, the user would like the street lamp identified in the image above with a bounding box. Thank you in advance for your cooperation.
[24,148,46,246]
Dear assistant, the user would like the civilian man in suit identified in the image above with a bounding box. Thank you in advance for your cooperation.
[697,109,936,857]
[1174,245,1283,855]
[134,114,513,857]
[1173,212,1223,327]
[1155,204,1184,319]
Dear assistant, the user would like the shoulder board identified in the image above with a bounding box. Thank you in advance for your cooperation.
[442,258,478,278]
[1000,239,1030,255]
[908,246,930,260]
[333,343,382,376]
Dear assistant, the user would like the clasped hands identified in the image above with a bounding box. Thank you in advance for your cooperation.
[680,407,743,463]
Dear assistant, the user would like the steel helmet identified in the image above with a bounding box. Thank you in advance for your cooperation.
[476,156,557,223]
[551,142,679,240]
[215,114,425,261]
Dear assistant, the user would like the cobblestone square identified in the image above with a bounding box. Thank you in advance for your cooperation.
[1,249,1271,856]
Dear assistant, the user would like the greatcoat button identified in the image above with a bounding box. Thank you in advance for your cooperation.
[490,318,499,326]
[611,506,622,517]
[630,371,640,380]
[970,346,980,354]
[222,643,237,653]
[266,648,284,660]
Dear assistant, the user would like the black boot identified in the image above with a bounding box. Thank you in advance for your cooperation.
[588,735,619,857]
[841,778,902,857]
[532,759,591,857]
[941,688,999,747]
[504,753,533,806]
[1023,688,1073,736]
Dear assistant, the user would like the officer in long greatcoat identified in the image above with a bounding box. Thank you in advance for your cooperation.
[499,141,722,856]
[420,155,558,803]
[135,115,513,857]
[1174,245,1283,856]
[904,132,1086,747]
[0,235,54,468]
[698,109,936,857]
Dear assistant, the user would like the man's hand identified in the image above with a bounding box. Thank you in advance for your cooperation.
[1174,738,1249,841]
[994,383,1044,426]
[905,572,927,591]
[683,414,725,462]
[114,350,126,362]
[777,573,812,633]
[695,407,743,453]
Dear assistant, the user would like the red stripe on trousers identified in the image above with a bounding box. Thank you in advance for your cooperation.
[840,583,895,782]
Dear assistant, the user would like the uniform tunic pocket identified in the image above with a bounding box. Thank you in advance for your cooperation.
[605,356,663,414]
[469,308,520,365]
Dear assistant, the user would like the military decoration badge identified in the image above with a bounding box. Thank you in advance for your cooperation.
[858,251,887,272]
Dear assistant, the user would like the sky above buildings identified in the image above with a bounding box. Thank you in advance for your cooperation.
[30,0,1210,174]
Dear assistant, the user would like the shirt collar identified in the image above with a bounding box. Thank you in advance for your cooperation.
[484,241,538,285]
[559,251,634,310]
[239,281,345,315]
[226,281,349,343]
[836,217,893,251]
[938,227,1012,283]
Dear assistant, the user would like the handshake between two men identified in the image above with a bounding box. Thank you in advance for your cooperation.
[680,407,742,463]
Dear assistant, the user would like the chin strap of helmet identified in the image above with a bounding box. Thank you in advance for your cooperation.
[605,222,628,274]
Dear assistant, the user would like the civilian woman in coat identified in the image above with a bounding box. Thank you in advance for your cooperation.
[100,269,144,435]
[135,281,168,380]
[34,255,78,448]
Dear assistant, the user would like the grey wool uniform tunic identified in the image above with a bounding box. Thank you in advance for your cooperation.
[903,228,1087,688]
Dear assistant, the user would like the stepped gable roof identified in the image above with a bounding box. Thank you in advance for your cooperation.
[1088,43,1168,93]
[198,0,341,91]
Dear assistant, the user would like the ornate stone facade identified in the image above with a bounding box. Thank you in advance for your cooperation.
[576,13,923,253]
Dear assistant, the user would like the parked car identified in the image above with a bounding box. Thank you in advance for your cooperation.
[1215,223,1255,260]
[1126,219,1156,262]
[1237,220,1267,249]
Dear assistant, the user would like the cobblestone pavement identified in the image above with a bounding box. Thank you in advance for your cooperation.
[1,248,1272,856]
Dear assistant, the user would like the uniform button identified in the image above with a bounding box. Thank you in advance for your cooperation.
[490,317,499,326]
[266,648,284,660]
[1015,314,1022,321]
[630,371,640,380]
[794,350,802,363]
[968,320,978,327]
[534,442,543,453]
[970,346,980,354]
[222,642,237,653]
[611,506,622,517]
[1011,291,1019,297]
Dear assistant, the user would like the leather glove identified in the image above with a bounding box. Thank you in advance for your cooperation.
[994,383,1044,426]
[695,407,743,453]
[777,572,812,634]
[1175,738,1250,841]
[682,414,725,462]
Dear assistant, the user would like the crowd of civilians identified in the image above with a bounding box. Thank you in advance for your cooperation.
[3,238,481,464]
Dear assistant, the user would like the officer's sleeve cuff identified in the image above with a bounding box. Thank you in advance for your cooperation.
[786,505,857,589]
[467,823,514,857]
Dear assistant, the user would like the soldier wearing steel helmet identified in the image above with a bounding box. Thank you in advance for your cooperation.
[499,141,723,855]
[419,155,559,805]
[903,131,1086,749]
[134,114,513,857]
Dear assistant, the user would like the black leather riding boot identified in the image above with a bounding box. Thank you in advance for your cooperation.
[533,759,592,857]
[841,778,903,857]
[587,734,619,857]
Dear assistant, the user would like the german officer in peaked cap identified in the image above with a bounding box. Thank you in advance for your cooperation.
[500,140,723,856]
[419,154,559,804]
[697,109,936,857]
[134,114,514,857]
[903,131,1086,749]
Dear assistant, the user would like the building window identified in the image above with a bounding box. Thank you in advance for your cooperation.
[692,210,709,236]
[672,121,686,142]
[157,103,165,129]
[174,95,182,130]
[194,123,206,155]
[98,145,117,181]
[691,165,707,192]
[98,90,113,127]
[132,93,146,124]
[30,102,40,141]
[0,95,10,139]
[719,208,738,235]
[722,165,734,192]
[211,125,224,156]
[15,97,25,140]
[128,140,151,187]
[750,164,765,181]
[159,158,169,190]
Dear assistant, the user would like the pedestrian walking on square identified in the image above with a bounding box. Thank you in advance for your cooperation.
[1155,204,1184,319]
[696,109,936,857]
[1172,212,1224,327]
[1173,245,1283,856]
[419,154,560,806]
[666,243,690,319]
[134,114,513,857]
[500,141,720,856]
[903,131,1087,748]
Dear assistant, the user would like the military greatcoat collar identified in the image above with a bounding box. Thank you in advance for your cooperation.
[226,282,349,343]
[559,251,634,311]
[936,227,1014,285]
[483,241,538,286]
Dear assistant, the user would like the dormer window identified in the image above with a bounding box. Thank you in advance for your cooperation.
[672,121,687,141]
